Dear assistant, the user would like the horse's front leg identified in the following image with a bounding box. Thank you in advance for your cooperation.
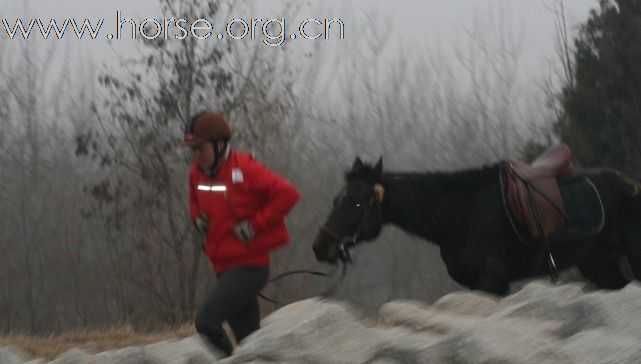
[474,275,509,296]
[473,255,510,296]
[442,252,510,295]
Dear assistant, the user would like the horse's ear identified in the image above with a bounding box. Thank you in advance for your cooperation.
[374,157,383,179]
[352,157,364,172]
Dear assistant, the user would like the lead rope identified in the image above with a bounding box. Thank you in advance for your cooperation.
[259,182,384,306]
[258,264,348,306]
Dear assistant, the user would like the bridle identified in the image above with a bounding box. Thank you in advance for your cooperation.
[320,182,385,264]
[258,182,385,307]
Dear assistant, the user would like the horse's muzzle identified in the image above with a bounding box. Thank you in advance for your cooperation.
[312,235,339,264]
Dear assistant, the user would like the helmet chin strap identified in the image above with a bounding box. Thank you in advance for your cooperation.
[208,141,230,176]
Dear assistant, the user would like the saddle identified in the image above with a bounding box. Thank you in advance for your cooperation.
[502,144,572,243]
[499,144,605,283]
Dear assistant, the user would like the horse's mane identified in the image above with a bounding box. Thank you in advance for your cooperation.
[385,164,499,188]
[348,161,499,181]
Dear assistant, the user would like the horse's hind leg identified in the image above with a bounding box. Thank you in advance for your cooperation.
[621,216,641,280]
[618,173,641,280]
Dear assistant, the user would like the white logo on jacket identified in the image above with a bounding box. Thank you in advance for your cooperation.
[232,168,244,184]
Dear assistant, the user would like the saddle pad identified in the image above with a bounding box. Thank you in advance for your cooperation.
[553,176,604,242]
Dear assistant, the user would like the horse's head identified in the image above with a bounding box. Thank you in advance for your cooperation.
[313,157,385,264]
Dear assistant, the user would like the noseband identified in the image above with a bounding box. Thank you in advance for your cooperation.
[320,183,385,263]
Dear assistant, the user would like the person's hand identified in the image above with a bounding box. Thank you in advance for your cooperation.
[233,220,255,243]
[195,214,209,235]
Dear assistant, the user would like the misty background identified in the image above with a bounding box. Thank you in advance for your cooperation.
[0,0,616,335]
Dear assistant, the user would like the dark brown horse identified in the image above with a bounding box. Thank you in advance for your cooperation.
[312,151,641,295]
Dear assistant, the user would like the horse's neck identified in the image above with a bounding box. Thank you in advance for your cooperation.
[380,171,481,244]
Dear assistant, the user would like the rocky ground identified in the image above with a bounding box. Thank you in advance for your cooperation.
[3,280,641,363]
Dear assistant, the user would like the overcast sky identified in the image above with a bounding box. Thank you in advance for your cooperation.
[4,0,599,79]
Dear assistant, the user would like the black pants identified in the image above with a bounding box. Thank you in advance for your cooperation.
[195,266,269,355]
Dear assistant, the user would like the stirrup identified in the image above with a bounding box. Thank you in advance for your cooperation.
[548,252,561,284]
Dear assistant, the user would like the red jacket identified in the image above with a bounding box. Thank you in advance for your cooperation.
[189,150,300,273]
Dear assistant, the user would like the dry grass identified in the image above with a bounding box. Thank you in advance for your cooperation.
[0,324,196,360]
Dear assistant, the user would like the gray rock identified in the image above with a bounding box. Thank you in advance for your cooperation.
[48,348,93,364]
[379,300,484,334]
[144,336,223,364]
[0,347,30,364]
[86,346,147,364]
[9,280,641,363]
[368,326,440,363]
[426,319,574,364]
[231,297,382,363]
[572,283,641,340]
[494,281,641,340]
[23,359,46,364]
[500,281,588,308]
[561,329,641,364]
[430,290,501,317]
